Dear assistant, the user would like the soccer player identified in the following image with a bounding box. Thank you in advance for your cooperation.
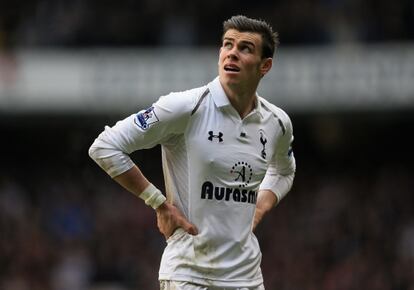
[89,15,296,290]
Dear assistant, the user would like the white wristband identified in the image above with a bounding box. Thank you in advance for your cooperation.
[138,183,166,209]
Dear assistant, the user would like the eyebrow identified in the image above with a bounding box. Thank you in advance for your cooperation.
[223,37,256,48]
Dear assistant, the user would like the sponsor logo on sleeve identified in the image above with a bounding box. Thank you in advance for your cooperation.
[134,106,159,130]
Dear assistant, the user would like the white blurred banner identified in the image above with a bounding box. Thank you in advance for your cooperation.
[1,45,413,113]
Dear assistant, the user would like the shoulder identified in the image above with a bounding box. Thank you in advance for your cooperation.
[156,85,209,114]
[133,85,209,134]
[259,97,293,135]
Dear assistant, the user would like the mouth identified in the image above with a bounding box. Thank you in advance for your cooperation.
[224,64,240,72]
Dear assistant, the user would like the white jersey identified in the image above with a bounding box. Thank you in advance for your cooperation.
[89,77,296,288]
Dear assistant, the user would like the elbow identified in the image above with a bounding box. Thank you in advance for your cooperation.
[87,142,135,178]
[88,141,99,161]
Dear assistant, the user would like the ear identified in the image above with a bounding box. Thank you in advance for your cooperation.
[260,58,273,76]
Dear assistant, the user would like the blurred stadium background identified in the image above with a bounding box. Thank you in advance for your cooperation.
[1,1,414,289]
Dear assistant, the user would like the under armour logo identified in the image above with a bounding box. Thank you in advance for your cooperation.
[260,130,267,159]
[208,131,223,142]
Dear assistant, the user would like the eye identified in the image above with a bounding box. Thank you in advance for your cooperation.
[223,41,233,49]
[241,45,252,53]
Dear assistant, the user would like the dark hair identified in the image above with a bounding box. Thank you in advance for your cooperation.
[223,15,279,59]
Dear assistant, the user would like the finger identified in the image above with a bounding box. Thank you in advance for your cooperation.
[180,219,198,235]
[187,225,198,235]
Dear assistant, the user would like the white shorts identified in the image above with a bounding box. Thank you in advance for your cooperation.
[159,280,265,290]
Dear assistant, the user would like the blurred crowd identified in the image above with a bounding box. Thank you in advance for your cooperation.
[0,0,414,49]
[0,167,163,290]
[1,114,413,290]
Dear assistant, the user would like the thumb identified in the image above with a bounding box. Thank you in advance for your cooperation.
[179,218,198,235]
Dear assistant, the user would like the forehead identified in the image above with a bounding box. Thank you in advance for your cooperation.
[223,29,263,46]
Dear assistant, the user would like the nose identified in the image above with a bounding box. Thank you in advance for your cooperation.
[227,49,239,60]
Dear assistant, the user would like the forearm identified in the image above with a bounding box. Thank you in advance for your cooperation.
[116,164,197,238]
[253,189,277,231]
[113,165,150,195]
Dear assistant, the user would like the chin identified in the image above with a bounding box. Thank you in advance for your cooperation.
[222,78,238,87]
[222,73,240,82]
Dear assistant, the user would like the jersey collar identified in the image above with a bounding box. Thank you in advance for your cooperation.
[208,77,231,108]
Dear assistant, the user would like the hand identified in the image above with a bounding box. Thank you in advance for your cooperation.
[156,202,198,239]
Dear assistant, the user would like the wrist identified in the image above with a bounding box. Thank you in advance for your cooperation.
[138,183,166,209]
[155,201,169,212]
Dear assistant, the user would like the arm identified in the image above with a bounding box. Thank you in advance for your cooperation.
[112,164,150,194]
[254,110,296,230]
[112,165,198,239]
[252,190,277,231]
[89,143,198,239]
[253,158,295,231]
[89,95,200,239]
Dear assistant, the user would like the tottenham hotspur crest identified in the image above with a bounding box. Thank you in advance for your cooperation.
[259,129,267,159]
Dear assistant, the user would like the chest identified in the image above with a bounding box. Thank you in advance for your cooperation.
[186,105,279,187]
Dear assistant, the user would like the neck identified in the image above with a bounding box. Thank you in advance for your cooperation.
[223,83,257,119]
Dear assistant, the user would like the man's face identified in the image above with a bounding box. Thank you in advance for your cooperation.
[218,29,272,89]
